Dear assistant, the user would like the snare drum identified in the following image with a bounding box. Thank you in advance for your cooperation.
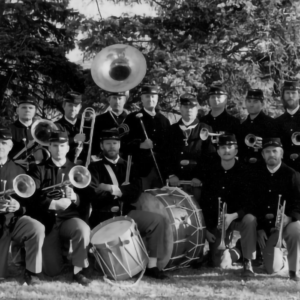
[91,216,148,281]
[135,187,206,270]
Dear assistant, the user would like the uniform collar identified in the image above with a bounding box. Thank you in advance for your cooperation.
[0,157,9,166]
[287,105,300,115]
[267,162,281,174]
[47,158,71,169]
[104,155,120,165]
[19,119,33,128]
[143,107,156,117]
[247,110,265,122]
[210,109,227,119]
[64,116,77,125]
[110,110,125,117]
[179,118,199,127]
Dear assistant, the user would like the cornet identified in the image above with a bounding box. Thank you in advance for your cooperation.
[200,128,223,143]
[217,198,227,251]
[245,134,262,148]
[275,195,286,249]
[291,132,300,146]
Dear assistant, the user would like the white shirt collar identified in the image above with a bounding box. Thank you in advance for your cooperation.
[51,157,67,167]
[143,108,156,117]
[267,162,281,174]
[287,105,300,115]
[64,116,77,125]
[19,119,33,128]
[105,155,120,165]
[182,119,195,126]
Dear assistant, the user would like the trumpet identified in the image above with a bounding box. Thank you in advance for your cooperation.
[245,134,262,148]
[200,128,223,143]
[217,197,227,251]
[74,107,96,167]
[291,132,300,146]
[0,174,36,207]
[275,195,286,249]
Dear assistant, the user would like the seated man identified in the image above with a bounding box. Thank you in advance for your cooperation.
[29,130,91,285]
[78,129,168,280]
[193,134,256,277]
[0,126,45,285]
[249,138,300,280]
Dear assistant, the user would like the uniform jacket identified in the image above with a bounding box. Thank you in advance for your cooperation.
[91,110,128,156]
[123,109,170,177]
[238,111,277,163]
[275,108,300,171]
[249,162,300,235]
[29,158,80,234]
[166,118,216,180]
[78,157,142,228]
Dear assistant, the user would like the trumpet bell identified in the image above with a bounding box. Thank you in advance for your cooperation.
[69,166,91,189]
[31,119,59,147]
[292,132,300,145]
[200,128,209,141]
[245,134,257,147]
[13,174,36,198]
[91,44,147,92]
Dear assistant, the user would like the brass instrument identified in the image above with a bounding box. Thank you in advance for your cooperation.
[275,194,286,249]
[291,132,300,146]
[217,197,227,251]
[200,128,223,143]
[74,107,96,167]
[245,134,262,148]
[31,119,59,147]
[91,44,147,92]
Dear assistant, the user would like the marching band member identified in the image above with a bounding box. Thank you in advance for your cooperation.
[249,138,300,280]
[78,129,168,280]
[29,130,91,285]
[275,80,300,172]
[124,85,170,190]
[201,85,240,145]
[238,89,277,164]
[92,91,129,158]
[9,96,38,160]
[166,93,215,200]
[55,92,86,164]
[0,126,45,285]
[194,134,257,276]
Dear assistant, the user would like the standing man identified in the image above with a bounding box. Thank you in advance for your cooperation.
[201,85,240,147]
[0,126,45,285]
[55,92,86,164]
[29,130,91,285]
[238,89,277,164]
[124,86,170,190]
[167,93,215,200]
[249,138,300,280]
[193,134,257,276]
[92,91,129,158]
[276,80,300,172]
[78,129,168,279]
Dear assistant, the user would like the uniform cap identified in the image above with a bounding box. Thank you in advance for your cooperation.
[49,130,69,143]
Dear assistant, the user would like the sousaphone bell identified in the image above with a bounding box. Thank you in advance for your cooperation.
[91,44,147,92]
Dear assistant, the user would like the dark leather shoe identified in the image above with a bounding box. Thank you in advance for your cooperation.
[24,270,41,286]
[73,272,91,286]
[289,271,300,282]
[145,267,169,280]
[241,259,255,277]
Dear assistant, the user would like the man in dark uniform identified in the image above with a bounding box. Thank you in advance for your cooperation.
[55,92,86,164]
[124,86,170,190]
[0,126,45,285]
[249,138,300,280]
[91,91,129,158]
[167,93,215,200]
[238,89,277,164]
[275,80,300,172]
[193,134,257,276]
[29,131,91,285]
[78,129,168,279]
[201,85,240,147]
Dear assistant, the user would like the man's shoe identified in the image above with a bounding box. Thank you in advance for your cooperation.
[73,272,91,286]
[241,259,255,277]
[145,267,169,280]
[220,249,233,269]
[24,270,41,286]
[289,271,300,282]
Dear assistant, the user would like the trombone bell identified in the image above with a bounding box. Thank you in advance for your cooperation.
[69,166,91,189]
[13,174,36,198]
[91,44,147,92]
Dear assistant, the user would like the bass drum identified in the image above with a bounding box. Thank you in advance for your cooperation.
[135,187,206,271]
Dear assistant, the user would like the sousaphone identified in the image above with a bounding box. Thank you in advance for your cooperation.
[91,44,147,92]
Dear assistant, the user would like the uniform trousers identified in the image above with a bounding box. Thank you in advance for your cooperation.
[263,221,300,274]
[42,217,90,277]
[209,214,257,266]
[0,216,45,278]
[127,210,165,259]
[141,167,163,191]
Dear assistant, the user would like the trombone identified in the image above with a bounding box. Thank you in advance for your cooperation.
[217,197,227,250]
[74,107,96,167]
[200,128,223,143]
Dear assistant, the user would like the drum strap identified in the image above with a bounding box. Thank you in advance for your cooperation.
[104,164,119,186]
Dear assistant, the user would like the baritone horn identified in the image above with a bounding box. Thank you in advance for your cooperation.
[200,128,222,143]
[217,197,227,251]
[275,194,286,249]
[91,44,147,92]
[291,132,300,146]
[31,119,59,147]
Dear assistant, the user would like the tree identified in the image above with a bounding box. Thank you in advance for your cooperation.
[79,0,300,119]
[0,0,84,123]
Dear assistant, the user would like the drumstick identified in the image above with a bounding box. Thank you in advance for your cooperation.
[124,155,132,185]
